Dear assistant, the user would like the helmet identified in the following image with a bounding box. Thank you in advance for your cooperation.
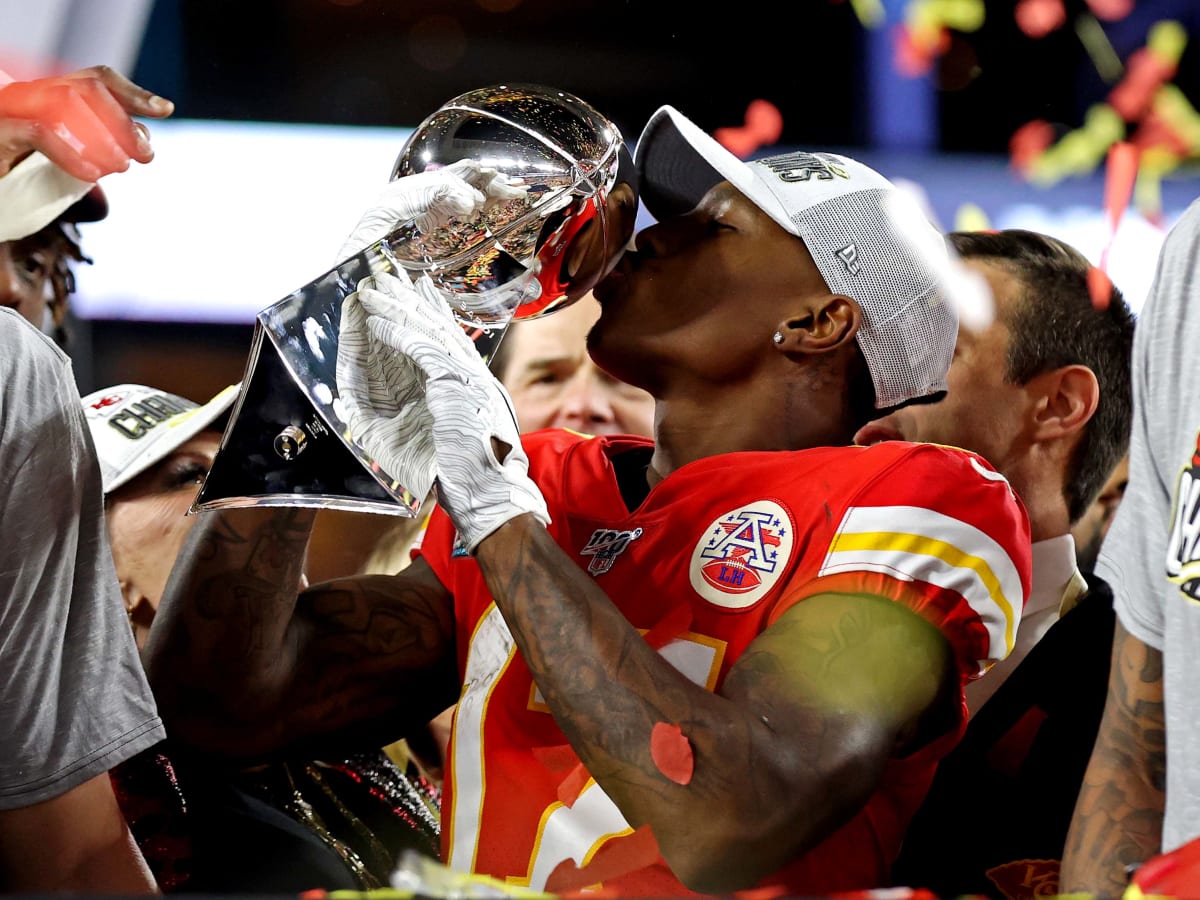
[385,84,638,328]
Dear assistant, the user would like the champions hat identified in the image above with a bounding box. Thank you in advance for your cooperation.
[81,383,238,494]
[634,105,957,410]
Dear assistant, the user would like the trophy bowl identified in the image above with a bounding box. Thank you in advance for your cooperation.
[386,83,638,328]
[191,85,637,518]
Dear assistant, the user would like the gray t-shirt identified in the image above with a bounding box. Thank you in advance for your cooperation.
[1096,196,1200,853]
[0,309,164,809]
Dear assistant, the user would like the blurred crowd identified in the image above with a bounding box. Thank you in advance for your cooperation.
[0,64,1193,900]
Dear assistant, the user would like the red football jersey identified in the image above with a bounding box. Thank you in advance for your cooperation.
[417,429,1032,896]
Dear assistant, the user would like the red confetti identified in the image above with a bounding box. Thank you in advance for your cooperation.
[1008,119,1056,175]
[893,23,950,77]
[1089,141,1139,310]
[547,825,662,895]
[1085,0,1134,21]
[1103,140,1139,227]
[1014,0,1066,39]
[713,99,784,159]
[650,722,694,785]
[1109,48,1177,121]
[1132,110,1191,157]
[557,762,591,808]
[1087,264,1114,310]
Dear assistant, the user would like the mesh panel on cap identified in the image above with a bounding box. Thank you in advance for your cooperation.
[788,188,956,409]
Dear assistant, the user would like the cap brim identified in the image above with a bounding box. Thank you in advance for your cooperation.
[104,384,240,494]
[58,184,108,224]
[634,106,794,234]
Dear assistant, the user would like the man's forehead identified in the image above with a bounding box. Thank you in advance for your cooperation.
[5,225,65,254]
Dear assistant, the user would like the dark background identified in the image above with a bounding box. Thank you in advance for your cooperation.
[131,0,1200,153]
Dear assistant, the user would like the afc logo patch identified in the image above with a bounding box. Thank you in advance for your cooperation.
[689,500,795,609]
[580,527,643,575]
[1167,428,1200,601]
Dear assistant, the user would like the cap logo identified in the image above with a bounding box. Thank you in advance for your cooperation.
[106,394,191,440]
[88,393,125,411]
[760,151,849,184]
[836,244,862,275]
[689,500,795,609]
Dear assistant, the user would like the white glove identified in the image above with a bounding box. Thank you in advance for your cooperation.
[336,158,526,264]
[336,271,550,550]
[336,273,439,503]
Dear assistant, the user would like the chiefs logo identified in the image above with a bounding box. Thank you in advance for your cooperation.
[689,500,795,609]
[985,858,1060,899]
[87,392,126,412]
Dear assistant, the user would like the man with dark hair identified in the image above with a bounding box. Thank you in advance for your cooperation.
[147,106,1032,895]
[0,185,104,346]
[858,228,1136,898]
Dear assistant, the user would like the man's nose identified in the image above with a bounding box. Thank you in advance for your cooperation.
[558,370,616,425]
[0,252,23,309]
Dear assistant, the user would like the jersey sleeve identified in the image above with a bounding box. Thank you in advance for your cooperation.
[770,443,1032,680]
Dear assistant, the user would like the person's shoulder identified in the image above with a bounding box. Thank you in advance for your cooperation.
[834,438,1011,486]
[0,307,70,372]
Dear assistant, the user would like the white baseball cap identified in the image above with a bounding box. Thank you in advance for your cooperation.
[81,383,239,494]
[634,105,958,410]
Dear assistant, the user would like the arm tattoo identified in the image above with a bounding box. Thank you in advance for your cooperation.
[147,508,457,758]
[475,518,951,886]
[1062,623,1165,896]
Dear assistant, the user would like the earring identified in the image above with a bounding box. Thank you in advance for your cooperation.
[772,331,784,344]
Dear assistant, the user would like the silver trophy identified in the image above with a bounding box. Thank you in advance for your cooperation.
[192,85,638,517]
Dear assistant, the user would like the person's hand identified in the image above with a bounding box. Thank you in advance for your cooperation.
[0,65,174,182]
[336,158,525,263]
[337,271,549,551]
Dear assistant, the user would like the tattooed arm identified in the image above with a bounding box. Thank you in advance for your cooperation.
[1060,621,1165,897]
[143,507,460,762]
[474,515,957,893]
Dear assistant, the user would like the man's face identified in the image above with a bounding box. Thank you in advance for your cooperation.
[1071,453,1130,573]
[589,182,828,391]
[855,259,1030,477]
[0,229,60,331]
[499,294,655,437]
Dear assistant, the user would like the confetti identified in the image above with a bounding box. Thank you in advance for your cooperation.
[713,99,784,159]
[1075,12,1125,84]
[849,0,887,28]
[1026,103,1124,186]
[1108,21,1186,121]
[1085,0,1133,20]
[1015,0,1066,40]
[1090,141,1139,310]
[1009,119,1056,176]
[952,202,991,232]
[547,826,661,895]
[650,722,695,785]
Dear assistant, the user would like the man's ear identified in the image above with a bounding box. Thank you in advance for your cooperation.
[774,294,861,355]
[1028,364,1099,443]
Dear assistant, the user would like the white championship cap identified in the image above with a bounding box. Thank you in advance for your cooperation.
[81,383,239,494]
[634,105,957,410]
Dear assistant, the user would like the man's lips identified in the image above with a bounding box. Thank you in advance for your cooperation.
[593,260,631,304]
[853,420,906,447]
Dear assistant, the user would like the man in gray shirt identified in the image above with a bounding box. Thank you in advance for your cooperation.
[0,65,171,893]
[1062,197,1200,896]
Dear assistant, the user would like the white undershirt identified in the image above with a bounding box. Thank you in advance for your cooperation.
[964,533,1086,717]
